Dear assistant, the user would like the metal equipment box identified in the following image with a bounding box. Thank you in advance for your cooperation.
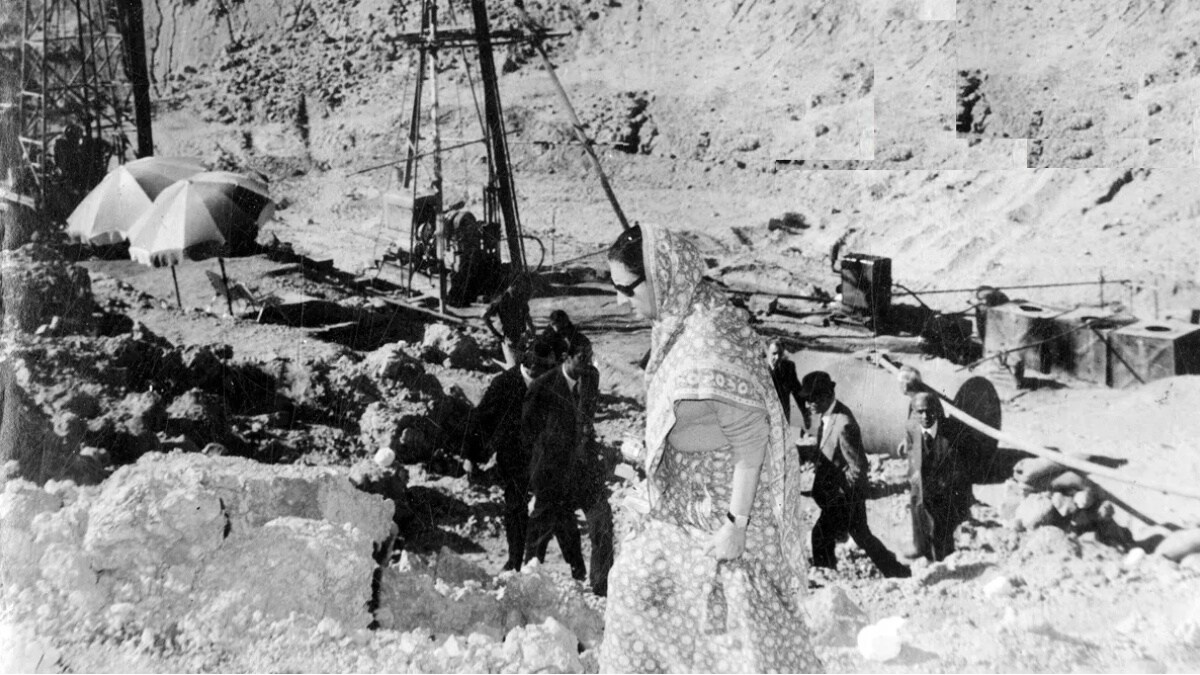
[839,253,891,323]
[983,301,1063,374]
[1051,307,1138,385]
[1108,319,1200,388]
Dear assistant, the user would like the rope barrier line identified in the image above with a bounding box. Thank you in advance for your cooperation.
[868,353,1200,506]
[904,279,1135,296]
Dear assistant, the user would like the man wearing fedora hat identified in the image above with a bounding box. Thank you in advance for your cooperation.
[464,338,558,572]
[800,371,910,578]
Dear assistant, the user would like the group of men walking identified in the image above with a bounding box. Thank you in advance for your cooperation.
[467,316,970,591]
[767,340,974,577]
[466,310,613,597]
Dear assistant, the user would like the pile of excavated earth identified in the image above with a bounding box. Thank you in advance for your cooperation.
[4,227,1200,673]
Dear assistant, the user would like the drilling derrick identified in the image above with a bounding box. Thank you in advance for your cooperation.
[13,0,153,219]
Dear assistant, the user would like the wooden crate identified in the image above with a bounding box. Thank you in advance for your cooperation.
[1051,307,1138,385]
[983,301,1063,374]
[1109,319,1200,388]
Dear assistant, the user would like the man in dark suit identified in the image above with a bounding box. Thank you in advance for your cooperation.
[522,336,599,585]
[766,339,808,427]
[573,346,614,596]
[801,371,910,578]
[464,339,556,571]
[901,392,974,561]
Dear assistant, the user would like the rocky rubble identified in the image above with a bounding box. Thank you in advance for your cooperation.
[0,243,96,334]
[0,451,610,673]
[0,453,393,655]
[2,260,474,487]
[376,550,604,649]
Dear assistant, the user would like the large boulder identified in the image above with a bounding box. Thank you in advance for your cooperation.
[420,324,484,370]
[1,453,394,650]
[364,343,443,399]
[0,243,95,334]
[358,401,439,463]
[165,388,230,447]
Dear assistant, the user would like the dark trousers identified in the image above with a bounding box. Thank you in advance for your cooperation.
[812,499,906,576]
[501,472,529,569]
[581,483,614,595]
[523,495,586,577]
[913,497,961,562]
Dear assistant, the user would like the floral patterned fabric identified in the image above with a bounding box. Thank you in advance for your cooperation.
[599,224,819,673]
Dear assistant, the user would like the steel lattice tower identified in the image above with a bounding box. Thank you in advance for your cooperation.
[14,0,153,219]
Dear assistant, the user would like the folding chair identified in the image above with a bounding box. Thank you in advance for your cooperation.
[205,270,283,321]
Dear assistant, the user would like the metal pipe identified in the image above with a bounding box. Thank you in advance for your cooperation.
[787,350,1001,463]
[427,1,446,313]
[870,353,1200,503]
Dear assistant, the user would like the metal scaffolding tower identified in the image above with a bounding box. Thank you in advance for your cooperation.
[14,0,153,219]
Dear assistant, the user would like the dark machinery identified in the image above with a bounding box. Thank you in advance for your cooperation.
[377,0,567,312]
[829,246,893,333]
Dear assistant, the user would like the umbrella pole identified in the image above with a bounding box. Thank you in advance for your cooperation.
[219,258,234,317]
[171,266,183,309]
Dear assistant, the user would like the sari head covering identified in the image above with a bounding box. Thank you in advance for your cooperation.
[638,223,809,580]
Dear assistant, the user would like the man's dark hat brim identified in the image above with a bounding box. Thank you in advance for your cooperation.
[798,370,835,397]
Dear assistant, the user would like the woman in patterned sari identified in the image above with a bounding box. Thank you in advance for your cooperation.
[599,224,821,673]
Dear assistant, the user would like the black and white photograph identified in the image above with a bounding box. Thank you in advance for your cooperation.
[2,0,1200,671]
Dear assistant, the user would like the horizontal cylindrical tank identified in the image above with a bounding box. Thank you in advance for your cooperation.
[787,350,1001,474]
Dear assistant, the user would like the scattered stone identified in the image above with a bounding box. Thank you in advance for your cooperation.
[1177,596,1200,646]
[982,575,1016,599]
[420,324,483,370]
[804,585,869,646]
[1015,493,1063,530]
[856,616,905,661]
[501,617,583,673]
[1154,528,1200,562]
[1124,547,1148,569]
[1021,526,1080,559]
[1012,458,1070,491]
[374,446,396,468]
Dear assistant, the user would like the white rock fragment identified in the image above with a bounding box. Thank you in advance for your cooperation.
[856,616,906,661]
[1176,597,1200,646]
[804,585,869,646]
[374,446,396,468]
[1123,547,1147,569]
[983,575,1015,599]
[317,617,345,640]
[503,617,583,672]
[1115,612,1143,635]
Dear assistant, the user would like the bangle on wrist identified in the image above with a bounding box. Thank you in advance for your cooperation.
[726,511,750,528]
